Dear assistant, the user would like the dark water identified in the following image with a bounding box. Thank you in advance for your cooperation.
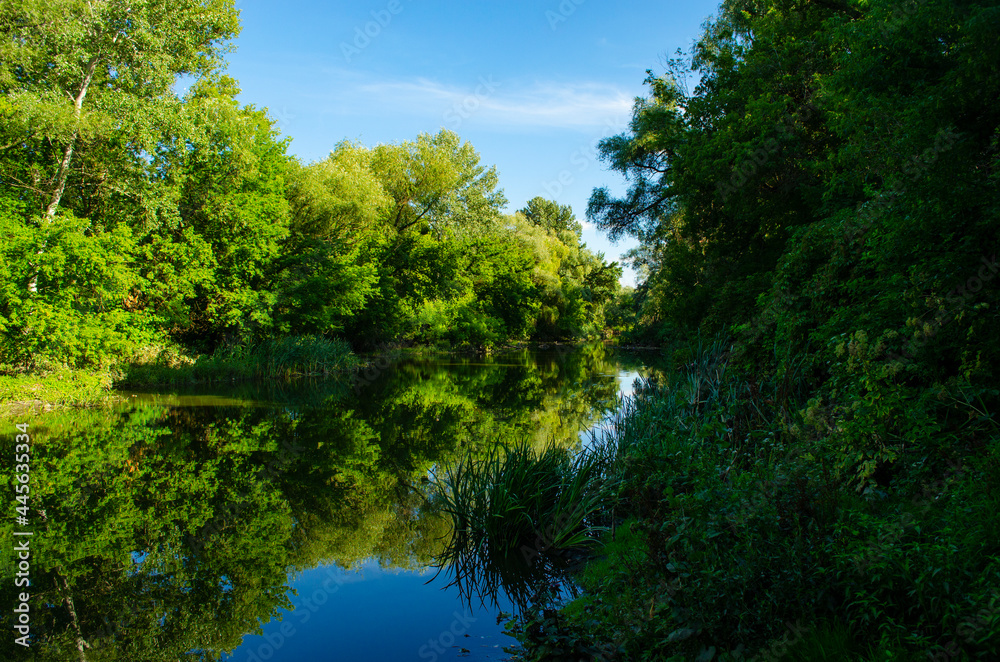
[1,345,664,661]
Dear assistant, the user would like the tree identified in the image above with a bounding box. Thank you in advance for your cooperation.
[334,131,511,345]
[587,0,844,329]
[165,79,293,346]
[273,154,388,336]
[0,0,244,366]
[509,204,621,340]
[519,196,582,238]
[0,0,240,222]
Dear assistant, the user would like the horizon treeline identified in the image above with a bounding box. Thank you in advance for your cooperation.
[0,0,621,374]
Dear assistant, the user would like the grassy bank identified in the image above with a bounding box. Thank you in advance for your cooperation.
[0,365,117,414]
[0,335,363,410]
[494,337,1000,661]
[118,335,361,386]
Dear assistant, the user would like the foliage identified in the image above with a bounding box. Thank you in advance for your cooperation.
[510,211,621,341]
[505,341,1000,660]
[515,1,1000,655]
[1,0,623,383]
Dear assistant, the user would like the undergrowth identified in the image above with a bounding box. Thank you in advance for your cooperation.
[500,336,1000,661]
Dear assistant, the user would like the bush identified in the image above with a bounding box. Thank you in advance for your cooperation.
[503,335,1000,660]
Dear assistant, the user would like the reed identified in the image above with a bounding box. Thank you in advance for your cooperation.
[119,335,361,385]
[432,438,619,611]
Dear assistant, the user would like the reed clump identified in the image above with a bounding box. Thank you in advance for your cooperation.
[432,438,619,610]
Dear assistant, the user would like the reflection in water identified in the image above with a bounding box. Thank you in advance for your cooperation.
[0,345,663,661]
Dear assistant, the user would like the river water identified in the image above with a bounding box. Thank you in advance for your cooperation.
[0,344,664,661]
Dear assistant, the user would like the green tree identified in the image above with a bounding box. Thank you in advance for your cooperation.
[165,78,293,346]
[272,152,386,336]
[0,0,239,222]
[588,0,843,330]
[0,0,246,367]
[510,205,621,340]
[332,131,512,346]
[519,196,582,238]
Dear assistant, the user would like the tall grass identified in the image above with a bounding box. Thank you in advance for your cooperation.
[120,335,361,385]
[432,438,619,611]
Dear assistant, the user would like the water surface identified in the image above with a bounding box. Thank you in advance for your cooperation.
[0,345,664,661]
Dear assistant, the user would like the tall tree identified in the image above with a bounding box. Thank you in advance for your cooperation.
[587,0,845,330]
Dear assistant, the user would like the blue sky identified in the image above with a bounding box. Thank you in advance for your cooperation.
[222,0,723,286]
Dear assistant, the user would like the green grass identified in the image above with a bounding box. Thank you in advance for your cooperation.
[119,335,361,386]
[0,366,115,413]
[432,438,619,610]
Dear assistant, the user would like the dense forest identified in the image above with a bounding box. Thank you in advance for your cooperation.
[0,0,621,389]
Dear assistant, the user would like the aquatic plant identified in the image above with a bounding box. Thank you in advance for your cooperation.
[431,437,619,611]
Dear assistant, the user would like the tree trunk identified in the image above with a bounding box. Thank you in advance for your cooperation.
[55,573,90,662]
[28,55,100,293]
[44,54,100,218]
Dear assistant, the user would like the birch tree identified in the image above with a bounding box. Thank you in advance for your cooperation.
[0,0,240,290]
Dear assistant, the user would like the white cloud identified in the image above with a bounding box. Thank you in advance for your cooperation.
[310,70,633,131]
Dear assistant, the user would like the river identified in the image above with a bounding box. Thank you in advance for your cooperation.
[0,344,664,661]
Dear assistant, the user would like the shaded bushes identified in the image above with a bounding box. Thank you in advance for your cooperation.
[505,337,1000,661]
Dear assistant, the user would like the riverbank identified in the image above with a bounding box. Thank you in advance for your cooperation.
[0,335,363,413]
[0,367,118,415]
[0,337,618,412]
[501,337,1000,661]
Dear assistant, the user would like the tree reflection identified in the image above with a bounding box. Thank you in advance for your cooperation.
[0,345,631,660]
